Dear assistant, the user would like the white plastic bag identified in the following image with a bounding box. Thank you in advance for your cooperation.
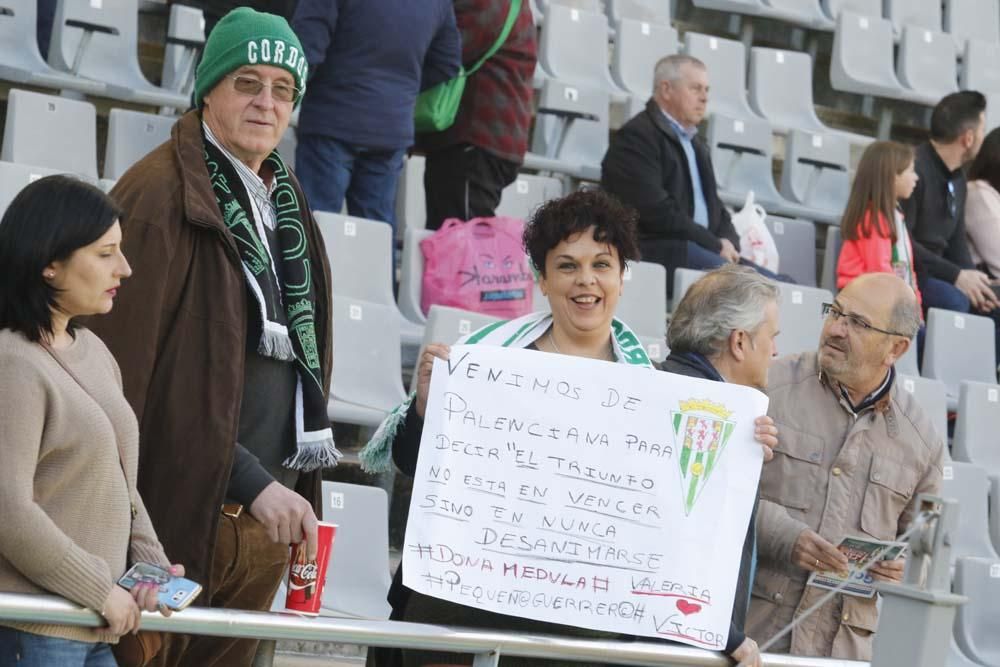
[729,191,779,272]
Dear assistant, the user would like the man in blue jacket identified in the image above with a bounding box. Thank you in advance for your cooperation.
[292,1,461,235]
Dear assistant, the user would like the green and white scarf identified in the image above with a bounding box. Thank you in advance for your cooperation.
[203,137,339,472]
[359,312,654,473]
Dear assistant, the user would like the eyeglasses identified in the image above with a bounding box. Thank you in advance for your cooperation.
[821,303,909,337]
[227,75,300,103]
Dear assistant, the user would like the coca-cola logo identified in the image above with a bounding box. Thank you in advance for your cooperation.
[289,561,317,588]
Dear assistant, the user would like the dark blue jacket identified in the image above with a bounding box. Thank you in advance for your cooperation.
[292,0,461,150]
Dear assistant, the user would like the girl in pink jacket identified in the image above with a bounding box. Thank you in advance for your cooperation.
[836,141,923,308]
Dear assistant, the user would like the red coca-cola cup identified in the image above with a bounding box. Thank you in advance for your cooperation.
[284,521,337,615]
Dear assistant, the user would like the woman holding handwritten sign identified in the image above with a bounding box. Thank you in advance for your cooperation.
[360,190,776,667]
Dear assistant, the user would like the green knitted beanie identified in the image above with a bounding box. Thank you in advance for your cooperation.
[193,7,308,109]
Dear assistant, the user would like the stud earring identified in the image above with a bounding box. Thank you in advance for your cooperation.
[44,271,55,279]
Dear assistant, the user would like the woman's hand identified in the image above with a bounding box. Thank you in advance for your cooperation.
[130,564,186,617]
[870,557,906,583]
[102,586,141,636]
[753,416,777,462]
[415,344,450,418]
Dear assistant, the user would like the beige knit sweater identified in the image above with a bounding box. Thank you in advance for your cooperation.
[0,327,170,643]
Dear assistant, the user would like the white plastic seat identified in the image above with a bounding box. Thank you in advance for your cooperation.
[617,261,667,340]
[327,299,407,427]
[759,0,835,30]
[314,212,422,346]
[537,3,626,100]
[960,39,1000,93]
[895,338,919,377]
[707,113,787,211]
[821,0,881,20]
[103,109,177,180]
[1,89,97,179]
[779,131,850,216]
[412,306,503,391]
[942,461,999,563]
[952,381,1000,477]
[394,155,427,236]
[0,161,64,219]
[683,32,759,122]
[690,0,765,17]
[495,175,564,223]
[611,17,679,99]
[897,374,947,443]
[896,25,959,105]
[830,11,908,100]
[670,268,707,309]
[945,0,1000,52]
[526,79,608,181]
[48,0,189,109]
[776,284,833,356]
[640,335,668,363]
[953,556,1000,666]
[922,308,998,407]
[886,0,941,36]
[606,0,670,24]
[765,216,816,286]
[819,225,842,292]
[160,3,204,96]
[398,228,435,326]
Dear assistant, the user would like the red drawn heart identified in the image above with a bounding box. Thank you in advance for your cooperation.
[676,599,702,616]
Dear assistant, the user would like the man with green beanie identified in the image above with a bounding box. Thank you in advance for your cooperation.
[88,8,336,666]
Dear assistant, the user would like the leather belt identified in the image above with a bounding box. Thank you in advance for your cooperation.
[221,503,243,518]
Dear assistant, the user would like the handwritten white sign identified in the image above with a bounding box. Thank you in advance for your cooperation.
[403,345,768,650]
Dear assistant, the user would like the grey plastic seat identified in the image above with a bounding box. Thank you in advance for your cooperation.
[896,25,959,105]
[897,374,947,443]
[319,482,392,619]
[707,113,787,211]
[1,89,97,179]
[640,335,668,363]
[923,308,998,407]
[683,32,759,121]
[952,381,1000,476]
[606,0,670,24]
[690,0,764,17]
[942,461,999,562]
[765,216,816,286]
[398,228,435,325]
[526,79,608,181]
[48,0,189,109]
[611,18,679,99]
[945,0,1000,52]
[395,155,427,235]
[617,261,667,340]
[670,268,707,309]
[821,0,881,20]
[780,130,850,216]
[776,284,832,356]
[537,3,626,100]
[315,212,422,346]
[895,338,919,377]
[819,225,842,292]
[495,175,563,222]
[953,556,1000,666]
[961,39,1000,93]
[160,3,204,96]
[327,299,407,427]
[412,306,503,392]
[948,638,984,667]
[103,109,176,180]
[830,11,907,100]
[0,161,64,219]
[758,0,835,30]
[886,0,941,36]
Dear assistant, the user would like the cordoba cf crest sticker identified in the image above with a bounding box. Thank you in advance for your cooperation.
[671,399,736,515]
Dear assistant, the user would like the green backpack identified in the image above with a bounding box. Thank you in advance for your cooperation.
[414,0,523,134]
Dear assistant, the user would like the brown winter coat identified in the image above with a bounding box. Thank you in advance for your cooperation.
[747,353,944,660]
[86,110,332,603]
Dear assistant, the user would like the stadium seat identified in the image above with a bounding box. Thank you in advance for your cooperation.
[953,556,1000,666]
[398,228,435,325]
[942,461,999,562]
[611,18,679,99]
[830,11,908,101]
[706,113,788,212]
[960,39,1000,93]
[1,89,97,179]
[922,309,998,407]
[952,381,1000,475]
[606,0,670,24]
[327,299,407,427]
[948,638,983,667]
[683,32,759,122]
[896,26,959,105]
[532,279,548,314]
[885,0,941,36]
[759,0,834,30]
[48,0,189,109]
[897,374,947,445]
[103,109,176,180]
[496,174,563,222]
[0,161,64,219]
[395,155,427,235]
[640,335,668,363]
[160,2,204,97]
[320,482,393,619]
[944,0,1000,52]
[895,338,920,377]
[689,0,764,18]
[413,305,503,391]
[819,225,842,292]
[670,268,707,308]
[617,261,667,340]
[748,47,833,137]
[0,0,107,95]
[765,216,816,286]
[277,128,297,168]
[821,0,881,21]
[776,285,832,356]
[527,79,608,181]
[314,212,423,346]
[779,130,850,217]
[537,3,626,100]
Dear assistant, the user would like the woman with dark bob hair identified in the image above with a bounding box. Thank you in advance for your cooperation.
[0,175,183,666]
[360,189,777,667]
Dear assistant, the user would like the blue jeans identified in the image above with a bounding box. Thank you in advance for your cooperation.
[685,241,794,283]
[922,276,1000,362]
[0,628,116,667]
[295,134,405,236]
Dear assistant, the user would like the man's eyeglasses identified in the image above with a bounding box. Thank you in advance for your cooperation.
[227,75,300,104]
[821,303,909,337]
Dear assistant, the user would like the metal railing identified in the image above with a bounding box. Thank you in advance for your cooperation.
[0,592,867,667]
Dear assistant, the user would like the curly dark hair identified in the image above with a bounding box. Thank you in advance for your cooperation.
[522,189,640,276]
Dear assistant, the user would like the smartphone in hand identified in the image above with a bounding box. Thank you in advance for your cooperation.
[118,562,202,611]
